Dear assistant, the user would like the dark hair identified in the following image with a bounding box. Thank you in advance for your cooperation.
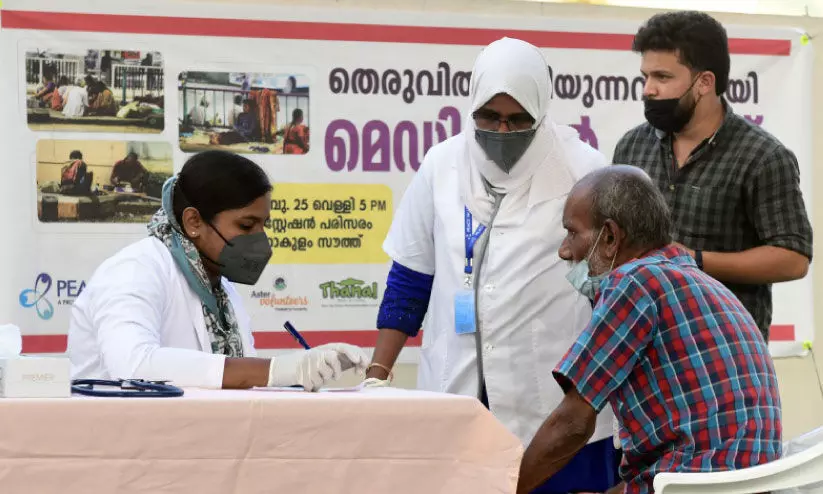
[173,150,272,225]
[632,11,730,95]
[292,108,303,122]
[242,98,255,109]
[127,151,138,160]
[584,165,672,250]
[234,94,243,105]
[69,150,83,160]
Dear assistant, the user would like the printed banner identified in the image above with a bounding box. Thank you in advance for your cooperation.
[0,1,813,361]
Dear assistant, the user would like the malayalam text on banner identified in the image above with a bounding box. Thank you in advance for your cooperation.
[267,183,392,264]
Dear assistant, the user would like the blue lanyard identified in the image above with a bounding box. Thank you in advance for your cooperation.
[464,207,487,275]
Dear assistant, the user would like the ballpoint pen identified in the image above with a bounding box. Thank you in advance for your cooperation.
[284,321,354,370]
[284,321,311,350]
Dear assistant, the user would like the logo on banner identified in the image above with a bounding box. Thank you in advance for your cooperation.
[19,273,86,320]
[318,278,380,307]
[250,276,308,311]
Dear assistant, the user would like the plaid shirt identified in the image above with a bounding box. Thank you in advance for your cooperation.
[554,245,781,494]
[612,102,813,340]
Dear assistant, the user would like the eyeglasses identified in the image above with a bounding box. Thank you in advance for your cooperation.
[472,109,535,131]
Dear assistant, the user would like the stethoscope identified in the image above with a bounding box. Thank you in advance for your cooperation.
[71,379,184,398]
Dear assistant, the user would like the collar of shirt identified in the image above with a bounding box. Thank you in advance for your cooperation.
[592,244,697,305]
[643,244,698,268]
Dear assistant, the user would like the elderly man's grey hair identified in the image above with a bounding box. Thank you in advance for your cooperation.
[577,165,673,250]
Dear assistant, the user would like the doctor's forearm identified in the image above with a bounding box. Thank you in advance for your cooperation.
[222,357,271,389]
[366,329,408,379]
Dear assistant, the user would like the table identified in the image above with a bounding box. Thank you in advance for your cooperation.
[0,387,523,493]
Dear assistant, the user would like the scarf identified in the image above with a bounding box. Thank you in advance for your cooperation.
[457,37,573,226]
[147,176,244,357]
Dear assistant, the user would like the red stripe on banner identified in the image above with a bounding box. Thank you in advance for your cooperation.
[769,325,795,341]
[251,330,423,349]
[22,334,68,354]
[21,325,795,353]
[0,10,791,55]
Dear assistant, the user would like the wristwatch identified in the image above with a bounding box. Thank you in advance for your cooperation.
[695,249,704,271]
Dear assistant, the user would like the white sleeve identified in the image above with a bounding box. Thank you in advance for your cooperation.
[88,257,226,389]
[382,151,437,276]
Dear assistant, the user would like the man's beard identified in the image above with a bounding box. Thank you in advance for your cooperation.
[587,251,612,277]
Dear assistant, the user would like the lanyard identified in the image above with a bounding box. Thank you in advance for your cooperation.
[464,207,487,276]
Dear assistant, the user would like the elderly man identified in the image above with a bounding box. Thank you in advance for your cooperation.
[516,165,781,494]
[365,37,620,493]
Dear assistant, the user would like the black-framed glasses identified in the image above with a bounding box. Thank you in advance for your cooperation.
[472,109,535,131]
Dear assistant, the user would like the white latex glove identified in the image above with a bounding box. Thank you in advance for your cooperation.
[362,377,391,388]
[268,343,369,391]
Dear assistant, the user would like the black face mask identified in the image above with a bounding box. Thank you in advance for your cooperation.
[643,77,700,134]
[205,224,272,285]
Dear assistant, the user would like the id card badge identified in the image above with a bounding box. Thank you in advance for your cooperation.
[454,289,477,334]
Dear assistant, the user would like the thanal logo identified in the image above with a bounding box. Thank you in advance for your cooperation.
[318,278,379,307]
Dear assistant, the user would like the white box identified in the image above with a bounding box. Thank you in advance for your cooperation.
[0,357,71,398]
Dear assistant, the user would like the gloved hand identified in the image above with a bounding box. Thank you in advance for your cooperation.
[362,377,391,388]
[267,343,369,391]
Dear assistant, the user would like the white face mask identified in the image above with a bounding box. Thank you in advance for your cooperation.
[565,226,615,302]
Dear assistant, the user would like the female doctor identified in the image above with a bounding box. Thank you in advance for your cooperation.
[68,150,368,390]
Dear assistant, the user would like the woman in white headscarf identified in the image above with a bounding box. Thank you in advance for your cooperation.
[364,38,620,493]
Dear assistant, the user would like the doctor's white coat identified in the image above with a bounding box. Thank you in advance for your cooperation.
[68,237,256,388]
[383,127,615,447]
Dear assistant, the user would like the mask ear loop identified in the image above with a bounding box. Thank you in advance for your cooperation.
[175,179,231,267]
[586,226,606,261]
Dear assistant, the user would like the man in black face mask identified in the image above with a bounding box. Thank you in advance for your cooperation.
[613,10,813,342]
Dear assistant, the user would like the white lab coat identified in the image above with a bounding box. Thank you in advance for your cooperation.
[384,130,614,447]
[383,38,615,447]
[68,237,256,388]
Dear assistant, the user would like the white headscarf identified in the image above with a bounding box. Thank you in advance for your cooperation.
[458,37,573,225]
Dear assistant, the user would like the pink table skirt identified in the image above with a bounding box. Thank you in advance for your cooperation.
[0,387,523,493]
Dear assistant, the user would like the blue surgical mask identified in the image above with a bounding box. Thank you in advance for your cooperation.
[565,227,614,302]
[566,261,601,301]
